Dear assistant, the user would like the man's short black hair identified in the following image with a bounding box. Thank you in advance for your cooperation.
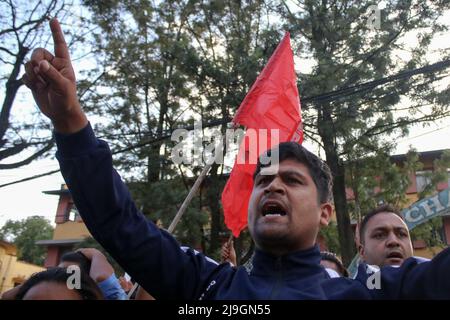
[359,204,404,244]
[253,142,333,204]
[60,251,91,274]
[320,251,349,277]
[15,267,103,300]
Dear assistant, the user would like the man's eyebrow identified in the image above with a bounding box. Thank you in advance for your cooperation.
[255,169,275,178]
[370,226,389,233]
[279,170,308,179]
[394,226,409,232]
[371,225,408,233]
[257,168,309,179]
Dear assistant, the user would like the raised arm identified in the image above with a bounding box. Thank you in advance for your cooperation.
[355,248,450,299]
[22,18,87,134]
[23,18,220,300]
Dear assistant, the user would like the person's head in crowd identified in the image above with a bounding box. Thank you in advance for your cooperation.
[15,267,103,300]
[358,204,413,267]
[248,142,333,256]
[59,251,91,273]
[320,251,349,277]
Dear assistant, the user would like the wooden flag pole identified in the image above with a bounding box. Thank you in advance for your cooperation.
[168,122,237,233]
[227,233,234,245]
[127,164,212,299]
[128,125,235,299]
[168,162,212,233]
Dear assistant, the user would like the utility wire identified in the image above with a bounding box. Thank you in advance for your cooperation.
[1,59,450,188]
[0,169,61,188]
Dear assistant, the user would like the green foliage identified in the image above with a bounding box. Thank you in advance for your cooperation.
[277,0,450,262]
[76,1,450,262]
[347,147,423,220]
[80,0,278,255]
[127,178,209,250]
[409,150,450,250]
[319,222,341,256]
[410,216,446,249]
[0,216,53,266]
[348,149,450,251]
[418,150,450,199]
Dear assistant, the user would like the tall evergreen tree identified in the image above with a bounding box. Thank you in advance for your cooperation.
[277,0,450,264]
[82,0,280,256]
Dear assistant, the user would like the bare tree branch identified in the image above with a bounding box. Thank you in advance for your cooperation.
[0,139,54,169]
[0,47,16,56]
[0,139,51,160]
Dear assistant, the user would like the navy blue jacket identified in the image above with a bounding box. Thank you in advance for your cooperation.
[55,124,450,300]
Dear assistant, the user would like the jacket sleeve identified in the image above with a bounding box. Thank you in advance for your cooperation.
[355,248,450,299]
[54,123,219,300]
[97,274,128,300]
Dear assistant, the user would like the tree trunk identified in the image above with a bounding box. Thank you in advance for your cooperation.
[205,163,222,255]
[319,107,356,266]
[329,155,356,266]
[146,85,168,183]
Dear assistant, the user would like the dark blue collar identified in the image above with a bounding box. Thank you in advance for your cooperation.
[250,245,325,279]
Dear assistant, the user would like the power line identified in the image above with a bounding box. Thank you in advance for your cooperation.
[0,169,61,188]
[98,59,450,139]
[394,122,450,144]
[1,59,450,188]
[302,59,450,104]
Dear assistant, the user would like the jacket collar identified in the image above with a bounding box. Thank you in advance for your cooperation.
[249,245,325,279]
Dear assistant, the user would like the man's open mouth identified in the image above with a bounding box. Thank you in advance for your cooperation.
[386,252,403,260]
[261,202,287,217]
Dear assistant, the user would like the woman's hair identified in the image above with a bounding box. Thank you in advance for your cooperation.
[15,267,103,300]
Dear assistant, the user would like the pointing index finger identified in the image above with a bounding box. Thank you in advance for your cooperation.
[49,18,70,59]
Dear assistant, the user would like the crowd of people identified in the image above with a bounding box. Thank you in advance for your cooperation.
[1,202,422,300]
[2,18,450,300]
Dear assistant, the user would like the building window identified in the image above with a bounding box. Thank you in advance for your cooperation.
[416,170,432,193]
[65,203,80,222]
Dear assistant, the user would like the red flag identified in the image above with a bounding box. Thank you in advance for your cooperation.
[221,32,303,237]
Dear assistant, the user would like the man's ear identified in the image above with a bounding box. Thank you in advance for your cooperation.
[319,203,332,227]
[358,243,365,258]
